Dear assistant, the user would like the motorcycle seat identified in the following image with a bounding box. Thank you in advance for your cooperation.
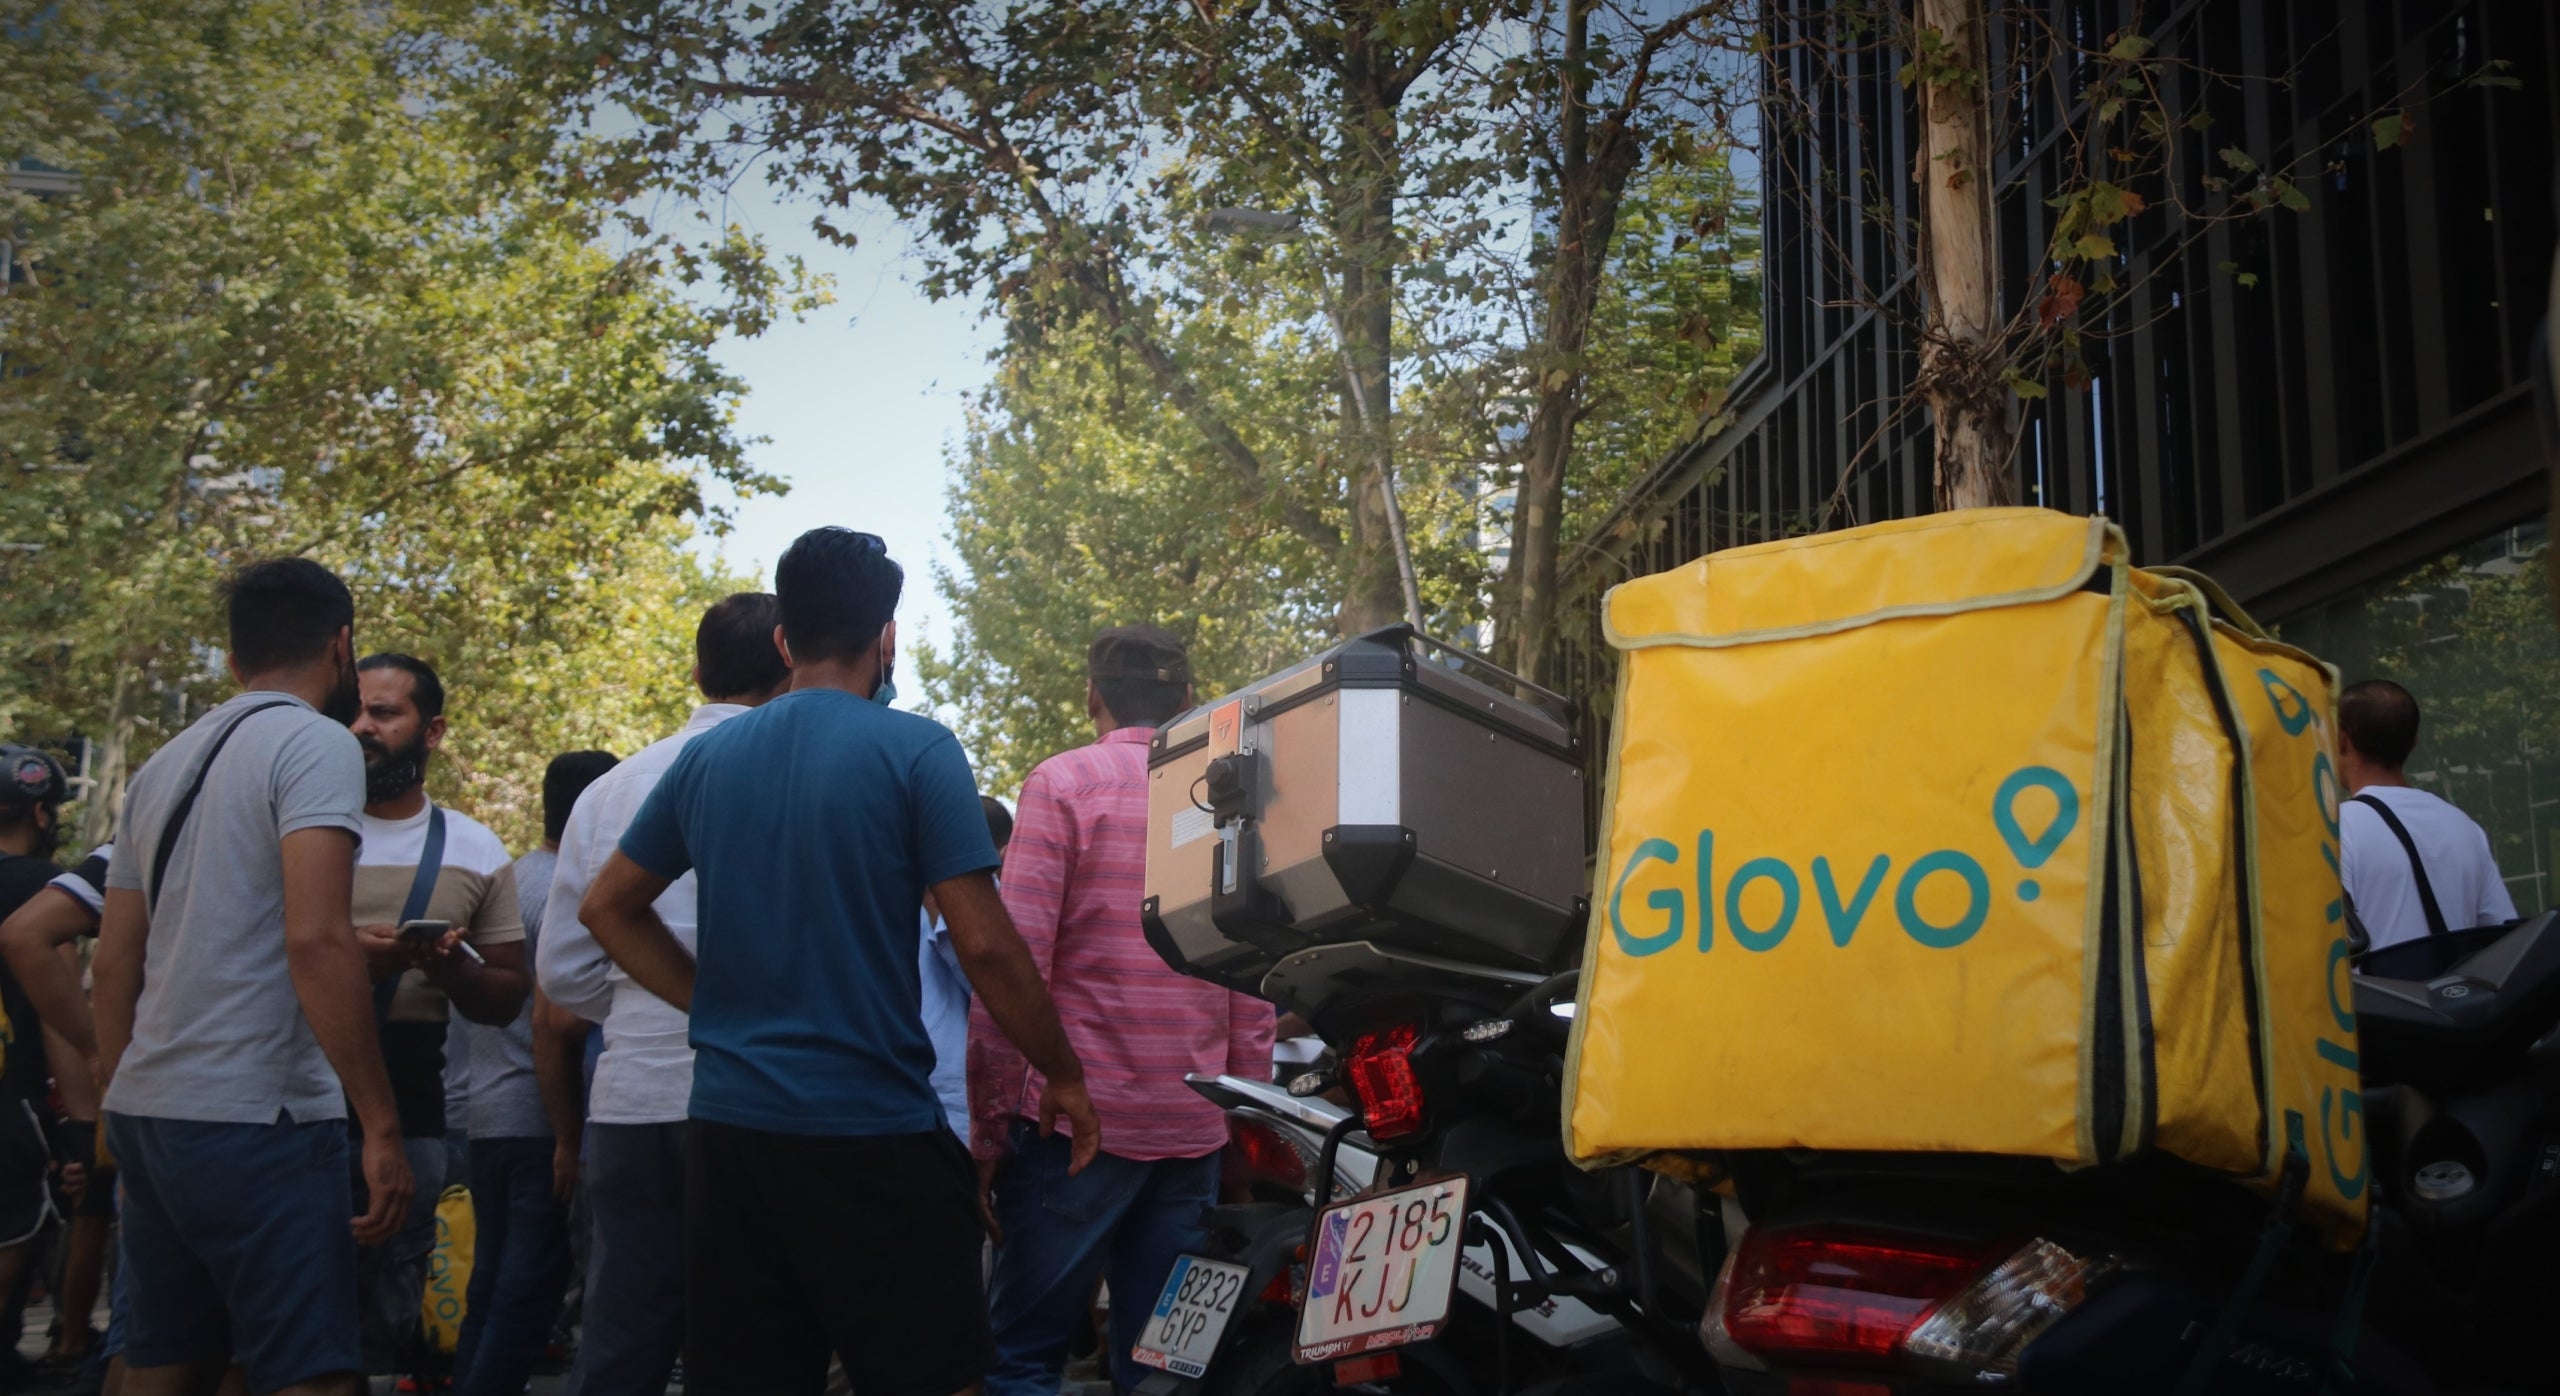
[2354,911,2560,1088]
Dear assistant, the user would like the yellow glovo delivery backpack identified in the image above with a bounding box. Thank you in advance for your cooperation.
[1563,507,2369,1247]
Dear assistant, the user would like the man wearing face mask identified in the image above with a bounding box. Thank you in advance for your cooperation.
[96,558,409,1396]
[344,653,530,1378]
[582,526,1097,1396]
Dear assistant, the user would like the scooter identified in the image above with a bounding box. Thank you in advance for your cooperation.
[1693,911,2560,1393]
[1130,954,1720,1395]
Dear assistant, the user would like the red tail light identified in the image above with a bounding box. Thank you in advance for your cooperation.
[1343,1023,1426,1139]
[1228,1114,1308,1194]
[1720,1225,2005,1369]
[1710,1224,2120,1382]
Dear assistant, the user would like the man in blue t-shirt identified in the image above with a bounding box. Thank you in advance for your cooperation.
[581,526,1096,1396]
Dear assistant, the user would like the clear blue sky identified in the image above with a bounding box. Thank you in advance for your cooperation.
[687,186,993,692]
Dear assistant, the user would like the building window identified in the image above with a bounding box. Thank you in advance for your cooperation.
[2277,518,2557,916]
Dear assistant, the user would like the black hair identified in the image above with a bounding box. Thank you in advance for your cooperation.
[773,528,903,666]
[981,795,1014,851]
[225,558,355,674]
[543,749,620,844]
[696,592,789,700]
[1095,673,1189,727]
[2340,678,2420,770]
[357,653,446,722]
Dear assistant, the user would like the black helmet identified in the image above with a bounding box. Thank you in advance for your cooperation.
[0,746,67,825]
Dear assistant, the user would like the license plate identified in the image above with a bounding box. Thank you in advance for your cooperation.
[1296,1175,1471,1363]
[1130,1254,1252,1379]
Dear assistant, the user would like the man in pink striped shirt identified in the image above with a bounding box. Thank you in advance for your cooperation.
[969,625,1275,1396]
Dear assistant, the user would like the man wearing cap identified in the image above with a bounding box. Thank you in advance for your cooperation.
[970,626,1275,1396]
[0,745,89,1389]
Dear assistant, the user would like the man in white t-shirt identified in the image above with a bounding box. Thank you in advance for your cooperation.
[2337,678,2517,951]
[535,592,787,1396]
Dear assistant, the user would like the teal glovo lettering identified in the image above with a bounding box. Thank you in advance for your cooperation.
[2313,750,2341,841]
[1896,850,1991,948]
[1694,828,1715,953]
[1609,838,1683,957]
[1813,855,1890,946]
[2327,940,2356,1034]
[1993,766,2079,870]
[2259,668,2314,735]
[1726,857,1800,952]
[2322,1086,2368,1201]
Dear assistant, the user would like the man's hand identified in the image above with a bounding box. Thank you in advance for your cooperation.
[976,1155,1004,1245]
[54,1160,87,1208]
[408,927,466,970]
[552,1139,580,1205]
[1036,1075,1101,1176]
[355,923,408,976]
[354,1128,414,1246]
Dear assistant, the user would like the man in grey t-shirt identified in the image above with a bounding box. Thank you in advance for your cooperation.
[97,558,412,1396]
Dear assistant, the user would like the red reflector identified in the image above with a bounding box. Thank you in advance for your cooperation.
[1334,1351,1402,1383]
[1260,1268,1293,1304]
[1228,1114,1307,1193]
[1343,1023,1425,1139]
[1721,1225,2004,1370]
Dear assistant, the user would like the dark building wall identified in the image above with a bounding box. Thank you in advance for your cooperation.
[1555,0,2560,881]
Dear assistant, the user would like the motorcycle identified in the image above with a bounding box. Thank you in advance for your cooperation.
[1693,911,2560,1393]
[1130,953,1720,1395]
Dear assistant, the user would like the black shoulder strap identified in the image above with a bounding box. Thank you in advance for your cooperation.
[2351,793,2450,938]
[374,804,447,1020]
[147,700,297,916]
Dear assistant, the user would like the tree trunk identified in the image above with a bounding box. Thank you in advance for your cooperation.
[1333,2,1414,636]
[1508,0,1640,685]
[1913,0,2016,510]
[79,660,142,849]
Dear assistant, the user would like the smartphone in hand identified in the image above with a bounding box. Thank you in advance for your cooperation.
[397,919,452,946]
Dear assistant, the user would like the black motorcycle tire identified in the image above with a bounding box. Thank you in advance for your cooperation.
[1200,1314,1475,1396]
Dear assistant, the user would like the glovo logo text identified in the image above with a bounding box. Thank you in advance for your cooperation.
[2263,668,2367,1203]
[1608,765,2080,957]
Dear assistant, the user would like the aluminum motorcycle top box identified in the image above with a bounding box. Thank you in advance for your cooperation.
[1141,627,1588,1001]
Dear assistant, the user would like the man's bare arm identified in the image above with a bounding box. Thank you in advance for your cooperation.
[278,827,411,1244]
[532,989,588,1202]
[1,888,97,1058]
[937,871,1098,1171]
[91,889,147,1096]
[581,852,688,1012]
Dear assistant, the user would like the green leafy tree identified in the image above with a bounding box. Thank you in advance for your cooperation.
[0,0,807,847]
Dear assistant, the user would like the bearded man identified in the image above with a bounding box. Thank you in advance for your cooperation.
[344,653,530,1377]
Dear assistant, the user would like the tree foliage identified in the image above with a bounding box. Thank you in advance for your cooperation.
[0,0,808,847]
[542,1,1753,680]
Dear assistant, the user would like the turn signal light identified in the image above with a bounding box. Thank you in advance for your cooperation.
[1709,1224,2119,1382]
[1343,1023,1426,1139]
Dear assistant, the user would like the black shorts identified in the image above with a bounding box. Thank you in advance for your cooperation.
[683,1120,989,1396]
[0,1099,58,1245]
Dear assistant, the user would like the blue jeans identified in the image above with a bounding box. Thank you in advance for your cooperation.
[453,1136,571,1396]
[984,1121,1220,1396]
[562,1122,686,1396]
